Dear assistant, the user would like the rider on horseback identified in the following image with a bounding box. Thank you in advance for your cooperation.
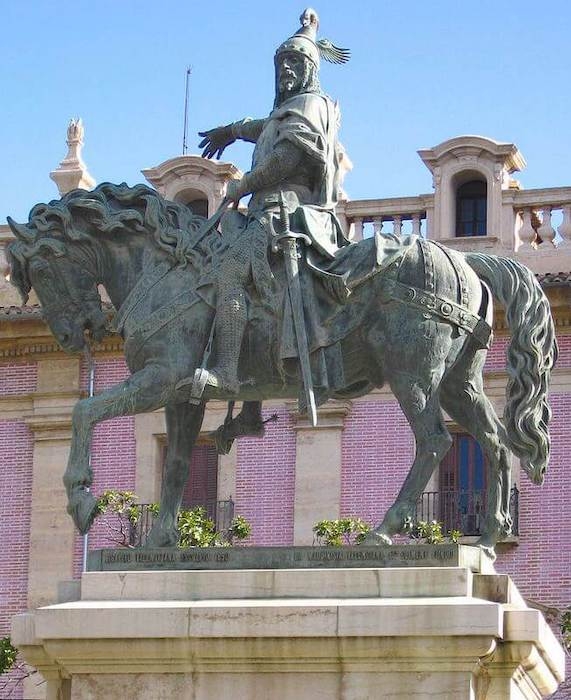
[188,8,351,399]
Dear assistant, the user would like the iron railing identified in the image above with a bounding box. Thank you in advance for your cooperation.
[415,486,519,537]
[126,498,235,548]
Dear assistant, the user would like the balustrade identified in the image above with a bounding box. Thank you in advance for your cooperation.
[339,196,429,241]
[512,188,571,250]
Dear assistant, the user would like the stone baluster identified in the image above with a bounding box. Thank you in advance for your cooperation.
[411,213,422,237]
[393,215,402,236]
[537,207,556,248]
[351,217,363,242]
[372,219,383,236]
[517,208,536,249]
[557,205,571,246]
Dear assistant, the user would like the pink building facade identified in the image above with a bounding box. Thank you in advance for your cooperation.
[0,133,570,697]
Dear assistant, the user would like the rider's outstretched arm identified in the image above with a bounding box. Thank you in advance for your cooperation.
[232,141,303,198]
[231,118,266,143]
[199,118,266,159]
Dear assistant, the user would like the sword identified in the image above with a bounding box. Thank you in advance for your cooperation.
[273,192,318,427]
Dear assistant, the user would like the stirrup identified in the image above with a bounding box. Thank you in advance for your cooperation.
[176,368,243,403]
[175,368,211,404]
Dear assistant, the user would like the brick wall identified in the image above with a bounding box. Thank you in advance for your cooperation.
[0,362,37,397]
[341,399,415,525]
[496,389,571,698]
[73,358,136,576]
[0,363,36,700]
[235,406,296,545]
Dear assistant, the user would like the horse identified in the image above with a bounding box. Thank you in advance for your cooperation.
[6,182,557,555]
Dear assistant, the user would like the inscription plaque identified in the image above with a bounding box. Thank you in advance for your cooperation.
[88,544,486,573]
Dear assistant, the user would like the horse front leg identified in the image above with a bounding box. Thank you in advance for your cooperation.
[146,401,206,547]
[64,365,174,534]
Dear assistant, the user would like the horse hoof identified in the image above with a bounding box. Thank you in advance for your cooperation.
[67,489,99,534]
[476,539,497,562]
[362,530,393,546]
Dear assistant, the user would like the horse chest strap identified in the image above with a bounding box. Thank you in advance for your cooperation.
[115,261,172,334]
[125,293,199,359]
[384,279,491,348]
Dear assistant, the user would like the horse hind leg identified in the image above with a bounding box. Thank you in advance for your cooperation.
[365,371,452,544]
[441,359,512,557]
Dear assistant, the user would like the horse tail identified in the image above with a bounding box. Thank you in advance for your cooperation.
[464,252,557,484]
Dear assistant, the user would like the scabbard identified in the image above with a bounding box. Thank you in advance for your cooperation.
[282,237,318,427]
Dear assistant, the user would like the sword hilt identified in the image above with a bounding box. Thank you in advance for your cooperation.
[278,191,289,233]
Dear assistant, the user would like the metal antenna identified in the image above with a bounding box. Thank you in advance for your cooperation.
[182,66,192,155]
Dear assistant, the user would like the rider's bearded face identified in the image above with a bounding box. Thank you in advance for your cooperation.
[277,52,310,97]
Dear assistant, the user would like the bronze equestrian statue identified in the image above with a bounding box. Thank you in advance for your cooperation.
[6,9,557,557]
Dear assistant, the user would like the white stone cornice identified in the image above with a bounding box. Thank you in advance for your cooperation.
[142,155,242,210]
[418,135,526,174]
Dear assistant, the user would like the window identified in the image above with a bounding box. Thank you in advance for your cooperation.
[416,433,487,536]
[186,198,208,218]
[439,433,486,534]
[417,433,519,537]
[153,442,233,539]
[456,180,487,237]
[180,443,218,509]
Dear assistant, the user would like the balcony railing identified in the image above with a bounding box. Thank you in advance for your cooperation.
[101,498,235,548]
[337,196,431,240]
[415,486,519,537]
[510,187,571,250]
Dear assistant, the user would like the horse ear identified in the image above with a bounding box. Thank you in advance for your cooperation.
[7,217,34,243]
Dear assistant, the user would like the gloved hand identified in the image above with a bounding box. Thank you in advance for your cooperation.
[198,124,235,160]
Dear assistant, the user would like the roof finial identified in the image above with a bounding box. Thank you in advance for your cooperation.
[50,118,96,195]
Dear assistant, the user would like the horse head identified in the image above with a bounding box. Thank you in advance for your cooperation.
[6,216,107,353]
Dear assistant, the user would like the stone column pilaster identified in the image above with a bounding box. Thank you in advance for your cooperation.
[24,358,81,610]
[289,400,351,545]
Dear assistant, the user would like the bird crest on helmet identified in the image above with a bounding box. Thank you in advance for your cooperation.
[275,8,350,68]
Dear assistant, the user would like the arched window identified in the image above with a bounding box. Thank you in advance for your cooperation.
[186,198,208,218]
[456,180,487,237]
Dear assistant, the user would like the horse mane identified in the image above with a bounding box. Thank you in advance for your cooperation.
[7,182,218,302]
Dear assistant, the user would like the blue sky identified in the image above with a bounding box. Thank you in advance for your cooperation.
[2,0,570,220]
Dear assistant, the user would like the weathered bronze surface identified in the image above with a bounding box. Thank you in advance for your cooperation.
[6,10,557,557]
[88,544,484,573]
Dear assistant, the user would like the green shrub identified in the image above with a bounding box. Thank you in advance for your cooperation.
[313,517,371,546]
[96,490,250,548]
[0,637,17,675]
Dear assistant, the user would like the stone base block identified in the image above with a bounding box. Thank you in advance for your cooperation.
[12,565,565,699]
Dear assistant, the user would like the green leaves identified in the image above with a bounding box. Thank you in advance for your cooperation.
[95,490,251,548]
[0,637,17,675]
[313,517,463,547]
[409,520,463,544]
[313,517,371,546]
[561,607,571,652]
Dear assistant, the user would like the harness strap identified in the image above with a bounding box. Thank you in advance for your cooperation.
[125,290,200,360]
[432,240,470,309]
[381,277,492,349]
[114,260,172,335]
[419,238,435,296]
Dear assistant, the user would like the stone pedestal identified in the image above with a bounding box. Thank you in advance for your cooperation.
[12,557,565,699]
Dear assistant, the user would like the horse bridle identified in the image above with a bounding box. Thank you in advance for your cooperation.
[30,250,102,319]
